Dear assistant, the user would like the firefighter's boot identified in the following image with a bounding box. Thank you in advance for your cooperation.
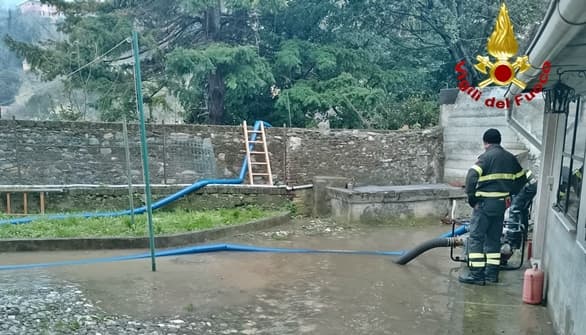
[458,267,486,286]
[485,265,499,283]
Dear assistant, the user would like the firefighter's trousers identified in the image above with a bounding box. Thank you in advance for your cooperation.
[467,199,506,272]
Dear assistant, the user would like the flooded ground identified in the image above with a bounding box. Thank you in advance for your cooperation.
[0,219,555,334]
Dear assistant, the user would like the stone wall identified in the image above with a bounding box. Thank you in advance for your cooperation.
[0,120,443,186]
[282,127,443,186]
[0,185,294,214]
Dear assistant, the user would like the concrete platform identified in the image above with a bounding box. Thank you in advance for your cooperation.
[328,184,470,224]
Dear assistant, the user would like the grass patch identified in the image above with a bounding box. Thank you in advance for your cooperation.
[0,207,280,239]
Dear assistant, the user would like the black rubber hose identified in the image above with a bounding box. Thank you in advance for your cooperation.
[394,238,453,265]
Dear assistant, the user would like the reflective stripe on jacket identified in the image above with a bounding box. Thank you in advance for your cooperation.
[466,144,526,199]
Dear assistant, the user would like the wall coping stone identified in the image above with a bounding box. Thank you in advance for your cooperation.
[0,184,290,196]
[327,183,466,204]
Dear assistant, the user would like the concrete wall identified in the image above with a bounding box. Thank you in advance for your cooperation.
[542,216,586,335]
[0,120,443,186]
[509,95,545,146]
[328,184,467,224]
[441,87,537,183]
[532,110,586,335]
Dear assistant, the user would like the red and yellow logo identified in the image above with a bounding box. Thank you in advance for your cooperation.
[455,2,551,109]
[474,3,531,89]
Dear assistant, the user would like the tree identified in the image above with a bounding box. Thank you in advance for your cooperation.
[3,0,547,129]
[261,2,446,129]
[6,0,280,123]
[166,44,274,124]
[333,0,548,85]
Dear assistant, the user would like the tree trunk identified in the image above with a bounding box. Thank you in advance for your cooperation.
[206,2,221,39]
[207,71,225,124]
[455,40,480,85]
[205,1,225,124]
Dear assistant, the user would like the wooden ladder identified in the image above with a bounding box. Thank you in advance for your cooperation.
[242,121,273,186]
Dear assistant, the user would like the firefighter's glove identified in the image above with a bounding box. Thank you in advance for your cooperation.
[467,196,478,208]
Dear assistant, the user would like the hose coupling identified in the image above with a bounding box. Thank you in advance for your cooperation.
[447,237,464,247]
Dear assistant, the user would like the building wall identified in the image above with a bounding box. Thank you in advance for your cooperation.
[542,215,586,335]
[0,120,444,186]
[533,111,586,335]
[440,87,536,183]
[19,0,61,18]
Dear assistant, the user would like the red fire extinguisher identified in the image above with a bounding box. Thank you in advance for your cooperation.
[523,263,544,305]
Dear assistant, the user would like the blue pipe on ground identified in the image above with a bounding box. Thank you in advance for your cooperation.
[0,244,405,271]
[440,224,469,238]
[0,121,270,226]
[0,224,469,272]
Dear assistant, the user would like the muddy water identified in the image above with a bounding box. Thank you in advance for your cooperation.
[0,221,554,334]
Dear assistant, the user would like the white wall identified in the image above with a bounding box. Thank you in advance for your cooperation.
[533,101,586,335]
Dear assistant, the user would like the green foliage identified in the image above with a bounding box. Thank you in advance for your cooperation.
[333,0,548,85]
[4,0,546,128]
[268,38,440,129]
[167,44,275,123]
[0,207,279,239]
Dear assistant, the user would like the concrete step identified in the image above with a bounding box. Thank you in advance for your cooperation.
[445,153,482,162]
[444,125,517,135]
[444,141,527,153]
[445,109,507,119]
[444,168,468,180]
[444,116,509,128]
[442,86,532,184]
[445,151,529,171]
[445,160,475,170]
[446,152,528,164]
[444,129,520,143]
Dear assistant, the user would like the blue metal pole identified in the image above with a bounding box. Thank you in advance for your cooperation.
[132,31,156,272]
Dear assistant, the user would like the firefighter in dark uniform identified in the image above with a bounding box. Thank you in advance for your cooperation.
[508,169,537,230]
[459,128,527,285]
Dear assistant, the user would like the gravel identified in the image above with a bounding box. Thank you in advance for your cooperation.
[0,218,341,335]
[0,272,216,335]
[242,218,349,241]
[0,269,325,335]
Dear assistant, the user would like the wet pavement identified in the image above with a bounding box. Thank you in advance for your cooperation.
[0,219,555,334]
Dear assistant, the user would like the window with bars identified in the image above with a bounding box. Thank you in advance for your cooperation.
[556,96,585,225]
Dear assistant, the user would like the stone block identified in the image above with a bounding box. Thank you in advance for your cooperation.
[329,183,466,224]
[312,176,349,217]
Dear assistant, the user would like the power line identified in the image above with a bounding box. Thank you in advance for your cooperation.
[65,37,131,78]
[0,37,131,107]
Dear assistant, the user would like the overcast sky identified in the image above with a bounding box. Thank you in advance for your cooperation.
[0,0,23,9]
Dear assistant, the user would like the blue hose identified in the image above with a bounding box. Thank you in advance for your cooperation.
[0,121,271,225]
[439,224,469,238]
[0,224,470,271]
[0,243,405,271]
